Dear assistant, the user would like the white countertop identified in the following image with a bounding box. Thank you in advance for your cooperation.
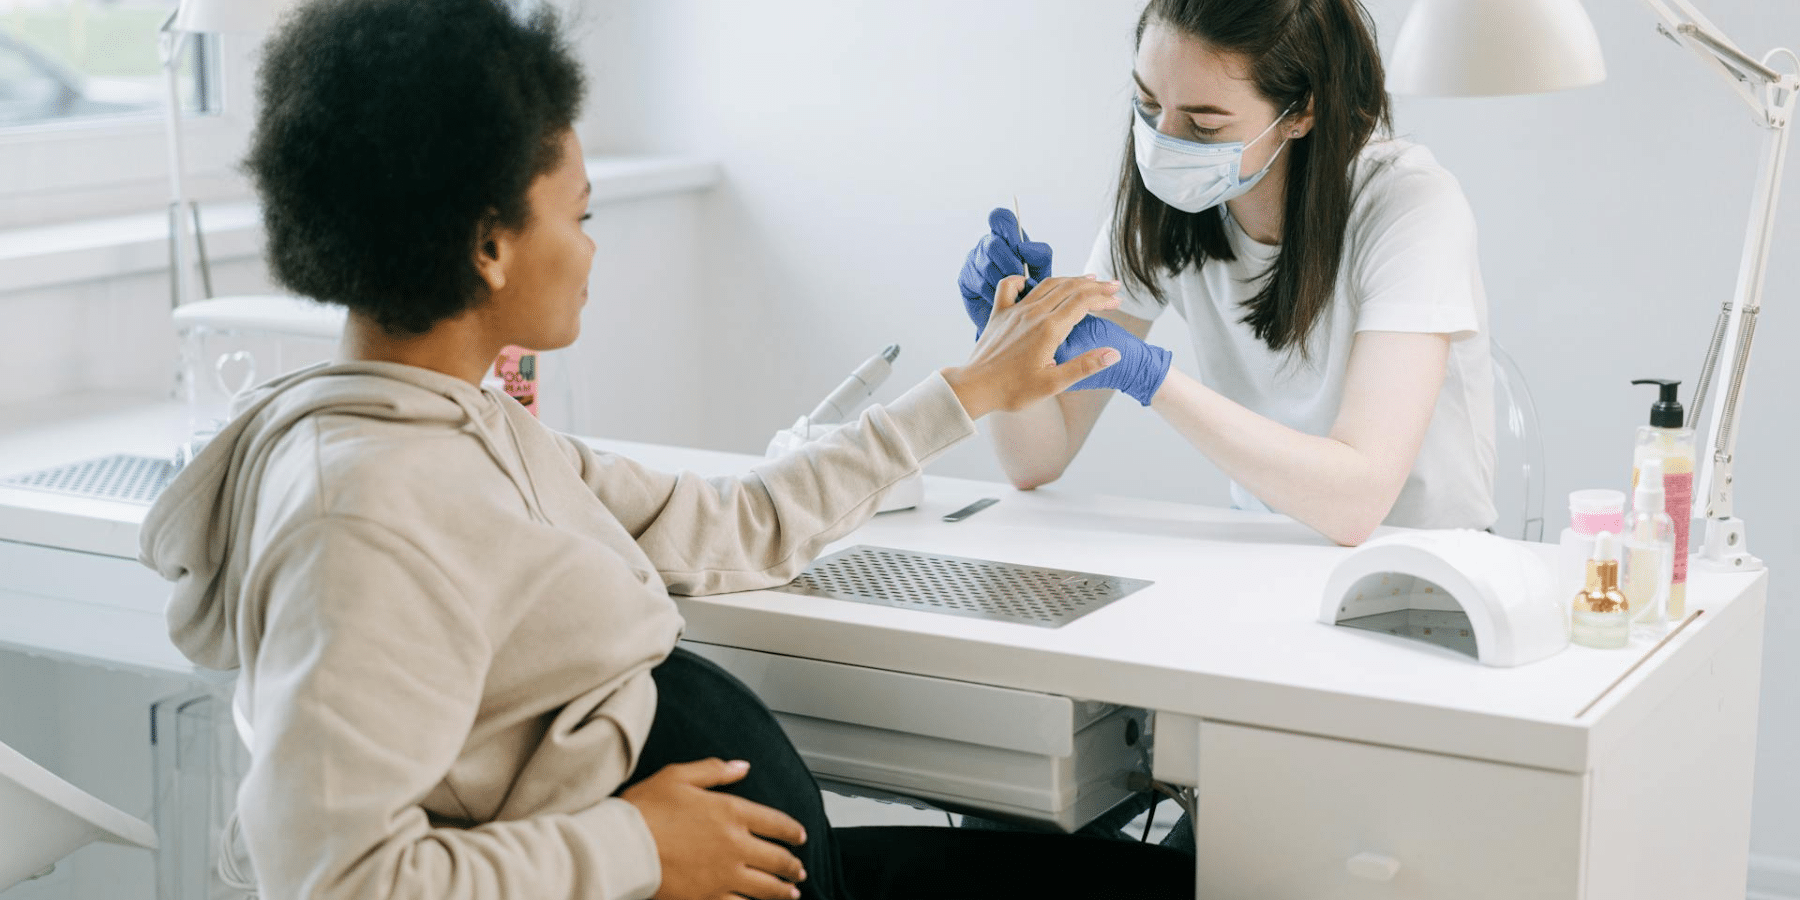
[0,396,1767,775]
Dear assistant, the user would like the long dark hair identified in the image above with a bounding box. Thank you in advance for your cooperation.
[1112,0,1390,357]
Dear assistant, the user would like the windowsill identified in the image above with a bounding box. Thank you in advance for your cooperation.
[0,156,721,296]
[0,202,263,296]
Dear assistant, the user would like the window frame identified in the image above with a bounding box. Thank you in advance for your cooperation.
[0,28,259,230]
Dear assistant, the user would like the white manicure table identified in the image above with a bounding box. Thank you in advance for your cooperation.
[0,393,1766,900]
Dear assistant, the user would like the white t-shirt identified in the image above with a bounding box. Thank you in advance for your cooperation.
[1087,138,1496,530]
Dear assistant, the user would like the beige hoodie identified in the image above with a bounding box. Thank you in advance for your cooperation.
[139,360,975,900]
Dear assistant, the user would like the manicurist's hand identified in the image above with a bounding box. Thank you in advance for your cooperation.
[621,759,808,900]
[957,207,1054,337]
[1055,314,1173,406]
[942,274,1123,419]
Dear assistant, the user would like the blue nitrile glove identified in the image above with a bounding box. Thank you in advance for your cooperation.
[957,207,1054,337]
[1055,314,1172,407]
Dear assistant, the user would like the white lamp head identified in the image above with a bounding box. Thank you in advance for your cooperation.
[1389,0,1607,97]
[173,0,301,34]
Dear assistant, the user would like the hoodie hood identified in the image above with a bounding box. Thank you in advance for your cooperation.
[140,360,528,670]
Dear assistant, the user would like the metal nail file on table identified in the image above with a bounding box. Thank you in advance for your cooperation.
[942,497,998,523]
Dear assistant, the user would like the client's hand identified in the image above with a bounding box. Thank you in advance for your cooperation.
[942,274,1123,419]
[621,759,807,900]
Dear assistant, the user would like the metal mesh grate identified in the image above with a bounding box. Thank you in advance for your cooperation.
[772,545,1151,628]
[2,454,177,505]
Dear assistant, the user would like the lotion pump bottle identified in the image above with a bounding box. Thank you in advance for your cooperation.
[1631,379,1695,617]
[1572,531,1631,649]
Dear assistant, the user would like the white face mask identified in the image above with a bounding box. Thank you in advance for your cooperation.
[1132,98,1294,214]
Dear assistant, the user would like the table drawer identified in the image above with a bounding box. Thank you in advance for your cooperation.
[1195,721,1584,900]
[681,641,1149,831]
[0,540,167,614]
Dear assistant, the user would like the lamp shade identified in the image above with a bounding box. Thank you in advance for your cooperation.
[172,0,300,34]
[1389,0,1607,97]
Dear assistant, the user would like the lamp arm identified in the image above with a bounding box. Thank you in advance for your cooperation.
[159,12,196,311]
[1640,0,1776,116]
[1696,110,1792,524]
[1634,0,1798,571]
[1678,25,1782,84]
[1641,0,1726,34]
[1689,58,1795,570]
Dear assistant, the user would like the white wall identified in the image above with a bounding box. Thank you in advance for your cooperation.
[0,260,270,410]
[562,190,715,445]
[572,0,1800,880]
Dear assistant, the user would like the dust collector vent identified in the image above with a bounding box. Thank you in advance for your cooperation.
[2,454,176,505]
[771,545,1151,628]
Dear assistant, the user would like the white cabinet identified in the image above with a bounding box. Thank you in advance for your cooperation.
[1194,721,1584,900]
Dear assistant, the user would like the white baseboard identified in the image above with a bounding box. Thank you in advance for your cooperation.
[1750,853,1800,900]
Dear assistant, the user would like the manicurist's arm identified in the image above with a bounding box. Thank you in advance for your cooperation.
[986,307,1152,488]
[1148,330,1449,546]
[991,321,1448,547]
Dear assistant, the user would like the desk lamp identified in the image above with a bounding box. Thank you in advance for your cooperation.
[158,0,299,310]
[1390,0,1796,572]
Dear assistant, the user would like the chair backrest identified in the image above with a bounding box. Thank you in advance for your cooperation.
[1490,340,1545,542]
[0,739,157,890]
[151,686,258,899]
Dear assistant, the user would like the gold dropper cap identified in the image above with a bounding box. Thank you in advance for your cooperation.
[1575,530,1630,615]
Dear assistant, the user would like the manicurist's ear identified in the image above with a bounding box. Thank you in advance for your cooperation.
[1288,98,1316,139]
[473,209,509,293]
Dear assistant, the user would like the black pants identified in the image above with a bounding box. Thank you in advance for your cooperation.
[619,647,1194,900]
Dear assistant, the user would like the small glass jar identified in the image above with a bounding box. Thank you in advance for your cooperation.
[172,295,344,465]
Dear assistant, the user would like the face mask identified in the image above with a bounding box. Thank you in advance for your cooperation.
[1132,98,1294,214]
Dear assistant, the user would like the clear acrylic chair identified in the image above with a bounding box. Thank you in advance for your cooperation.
[1490,340,1545,542]
[151,687,257,900]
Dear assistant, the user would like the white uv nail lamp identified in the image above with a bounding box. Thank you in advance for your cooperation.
[1319,529,1569,668]
[0,739,158,890]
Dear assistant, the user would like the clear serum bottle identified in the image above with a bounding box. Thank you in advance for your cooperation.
[1622,458,1676,627]
[1572,531,1631,649]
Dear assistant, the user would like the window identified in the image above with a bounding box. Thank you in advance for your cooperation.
[0,0,253,229]
[1,0,216,130]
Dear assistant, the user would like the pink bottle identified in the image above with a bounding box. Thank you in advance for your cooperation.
[491,346,540,417]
